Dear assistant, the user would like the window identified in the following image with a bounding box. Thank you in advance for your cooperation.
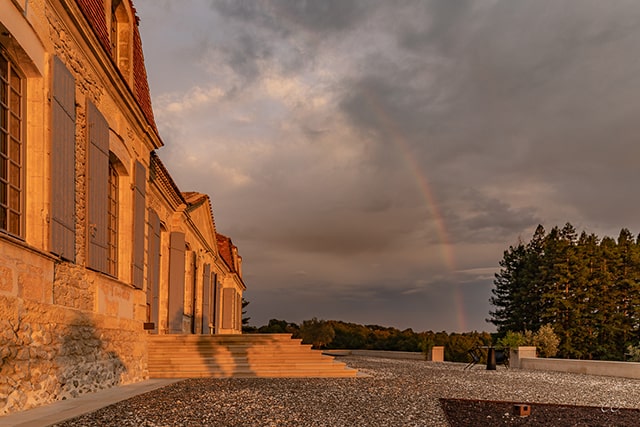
[109,0,131,78]
[0,47,23,237]
[110,0,119,63]
[107,161,118,276]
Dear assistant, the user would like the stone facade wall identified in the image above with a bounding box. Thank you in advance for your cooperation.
[0,0,244,416]
[0,246,147,415]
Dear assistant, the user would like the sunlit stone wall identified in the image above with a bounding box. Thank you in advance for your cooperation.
[0,244,147,415]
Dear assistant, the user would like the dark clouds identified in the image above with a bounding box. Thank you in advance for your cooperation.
[135,0,640,332]
[212,0,369,33]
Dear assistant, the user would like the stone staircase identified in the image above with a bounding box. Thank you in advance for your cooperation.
[147,334,358,378]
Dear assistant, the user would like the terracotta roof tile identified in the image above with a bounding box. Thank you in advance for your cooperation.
[132,21,158,135]
[216,233,237,273]
[75,0,159,138]
[75,0,109,52]
[150,152,185,207]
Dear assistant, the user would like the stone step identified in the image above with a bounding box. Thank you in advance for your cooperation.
[147,334,357,378]
[148,334,301,343]
[149,365,351,375]
[149,359,348,369]
[149,347,328,359]
[148,356,331,364]
[148,369,359,378]
[149,346,322,358]
[147,346,318,354]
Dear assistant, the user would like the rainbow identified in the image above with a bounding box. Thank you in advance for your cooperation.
[361,90,466,331]
[361,90,456,271]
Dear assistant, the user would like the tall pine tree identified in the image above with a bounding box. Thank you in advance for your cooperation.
[489,224,640,360]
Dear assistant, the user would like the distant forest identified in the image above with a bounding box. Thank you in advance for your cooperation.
[245,318,492,363]
[489,223,640,360]
[245,223,640,362]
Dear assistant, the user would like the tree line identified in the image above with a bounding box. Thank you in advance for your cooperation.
[246,318,492,363]
[489,223,640,360]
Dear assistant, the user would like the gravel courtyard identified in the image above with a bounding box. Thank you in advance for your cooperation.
[51,356,640,426]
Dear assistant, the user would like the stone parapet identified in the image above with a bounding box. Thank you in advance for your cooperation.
[520,357,640,380]
[509,346,537,369]
[427,346,445,362]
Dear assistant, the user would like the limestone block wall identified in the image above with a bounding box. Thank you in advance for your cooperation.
[508,346,537,369]
[519,357,640,380]
[0,245,147,416]
[427,346,445,362]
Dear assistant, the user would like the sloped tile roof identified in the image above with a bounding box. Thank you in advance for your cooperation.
[75,0,159,137]
[216,233,237,273]
[149,152,185,208]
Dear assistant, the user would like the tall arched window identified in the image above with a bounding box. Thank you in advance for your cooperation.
[110,1,119,61]
[0,47,24,237]
[109,0,132,79]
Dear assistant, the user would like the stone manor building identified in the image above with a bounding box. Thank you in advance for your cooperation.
[0,0,245,414]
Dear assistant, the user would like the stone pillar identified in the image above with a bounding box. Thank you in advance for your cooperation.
[509,346,537,369]
[427,346,445,362]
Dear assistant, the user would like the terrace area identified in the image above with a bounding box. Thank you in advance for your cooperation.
[3,355,640,426]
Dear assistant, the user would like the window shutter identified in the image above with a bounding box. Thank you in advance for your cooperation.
[131,160,146,288]
[222,288,235,330]
[236,292,242,330]
[50,57,76,261]
[86,101,109,273]
[201,263,211,334]
[168,231,186,333]
[212,273,218,332]
[146,209,160,332]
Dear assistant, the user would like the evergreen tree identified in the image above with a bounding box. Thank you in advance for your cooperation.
[489,241,528,332]
[571,232,599,359]
[490,224,640,360]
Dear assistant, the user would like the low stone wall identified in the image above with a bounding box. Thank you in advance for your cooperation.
[508,346,640,380]
[519,357,640,380]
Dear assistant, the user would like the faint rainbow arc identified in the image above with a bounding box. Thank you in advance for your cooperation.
[362,91,456,271]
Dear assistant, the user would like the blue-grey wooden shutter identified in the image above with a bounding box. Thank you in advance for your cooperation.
[168,231,186,333]
[51,57,76,261]
[131,160,146,288]
[87,101,109,273]
[201,263,211,334]
[146,209,160,333]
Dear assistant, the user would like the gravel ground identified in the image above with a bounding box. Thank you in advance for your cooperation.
[51,356,640,427]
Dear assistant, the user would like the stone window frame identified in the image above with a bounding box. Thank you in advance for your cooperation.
[108,0,133,83]
[0,44,25,238]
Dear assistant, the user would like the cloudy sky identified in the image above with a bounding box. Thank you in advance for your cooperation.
[134,0,640,332]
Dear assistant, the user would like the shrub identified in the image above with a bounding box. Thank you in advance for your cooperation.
[497,330,526,348]
[626,344,640,362]
[533,324,560,358]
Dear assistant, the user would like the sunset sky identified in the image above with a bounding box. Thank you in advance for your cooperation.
[134,0,640,332]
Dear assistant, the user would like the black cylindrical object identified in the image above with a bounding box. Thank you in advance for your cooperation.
[486,347,496,370]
